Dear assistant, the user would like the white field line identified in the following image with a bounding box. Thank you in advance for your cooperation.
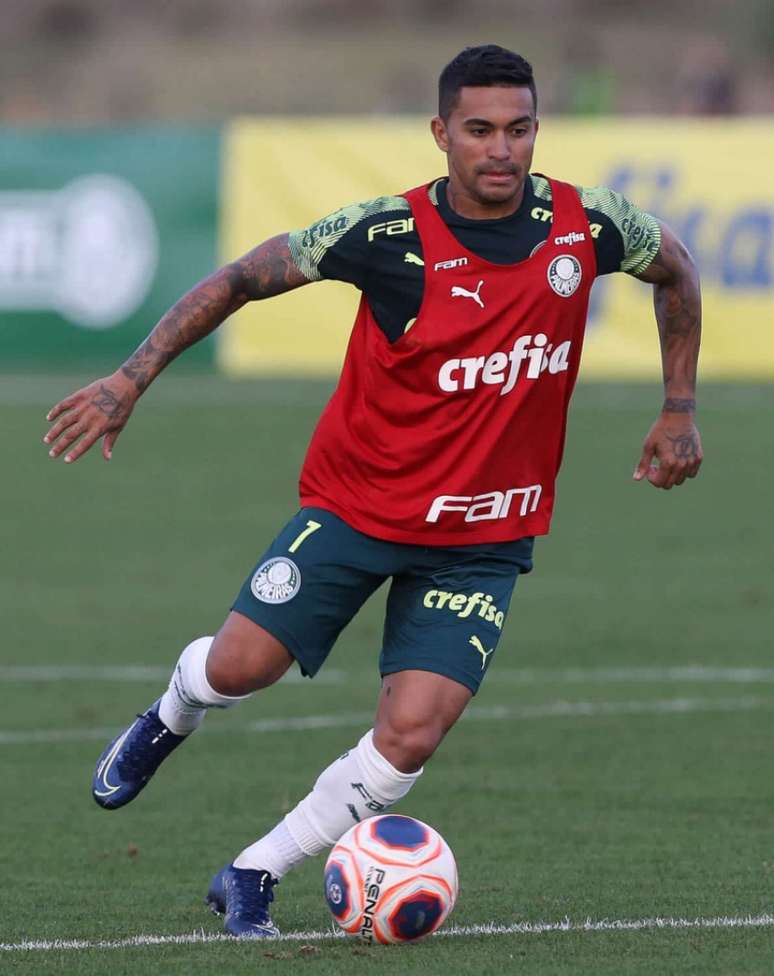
[4,664,774,685]
[0,665,344,684]
[493,666,774,685]
[3,913,774,952]
[0,695,769,746]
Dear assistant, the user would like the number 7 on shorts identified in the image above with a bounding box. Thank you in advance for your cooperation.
[288,519,322,553]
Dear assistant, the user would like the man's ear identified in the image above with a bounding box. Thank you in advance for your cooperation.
[431,116,450,153]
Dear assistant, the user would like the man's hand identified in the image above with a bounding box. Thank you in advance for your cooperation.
[633,409,703,489]
[44,373,138,463]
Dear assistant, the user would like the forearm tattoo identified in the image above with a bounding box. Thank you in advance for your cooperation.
[238,234,308,301]
[121,336,169,394]
[646,235,702,399]
[662,397,696,413]
[120,235,307,394]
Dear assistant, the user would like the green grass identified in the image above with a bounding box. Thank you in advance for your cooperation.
[2,377,773,975]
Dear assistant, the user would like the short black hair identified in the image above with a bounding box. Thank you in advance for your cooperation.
[438,45,537,120]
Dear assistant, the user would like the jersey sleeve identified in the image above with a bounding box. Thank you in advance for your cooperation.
[578,185,661,275]
[287,195,412,289]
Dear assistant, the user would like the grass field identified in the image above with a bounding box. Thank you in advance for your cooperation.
[2,376,773,975]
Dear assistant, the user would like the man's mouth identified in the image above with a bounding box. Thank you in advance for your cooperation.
[480,168,518,179]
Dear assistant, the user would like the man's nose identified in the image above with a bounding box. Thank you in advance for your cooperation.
[488,131,510,158]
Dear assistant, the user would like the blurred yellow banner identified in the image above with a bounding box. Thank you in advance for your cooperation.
[219,118,774,379]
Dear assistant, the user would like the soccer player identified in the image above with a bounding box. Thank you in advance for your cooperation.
[44,46,702,937]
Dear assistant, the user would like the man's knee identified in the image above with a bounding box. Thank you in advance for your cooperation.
[372,715,446,774]
[206,612,294,696]
[371,670,472,773]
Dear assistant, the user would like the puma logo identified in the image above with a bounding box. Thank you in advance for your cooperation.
[469,635,494,670]
[451,280,484,309]
[404,251,424,266]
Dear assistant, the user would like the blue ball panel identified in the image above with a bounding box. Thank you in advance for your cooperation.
[390,892,445,939]
[372,815,429,850]
[324,863,351,920]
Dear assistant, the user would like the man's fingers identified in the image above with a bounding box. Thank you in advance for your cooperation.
[44,410,81,449]
[650,458,696,489]
[633,444,655,481]
[47,412,111,462]
[646,463,669,489]
[63,429,102,464]
[675,463,690,485]
[679,456,702,483]
[47,421,89,459]
[46,395,78,423]
[661,461,679,489]
[102,428,122,461]
[667,457,699,488]
[662,461,685,489]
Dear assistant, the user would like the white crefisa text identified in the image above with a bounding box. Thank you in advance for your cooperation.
[438,334,571,395]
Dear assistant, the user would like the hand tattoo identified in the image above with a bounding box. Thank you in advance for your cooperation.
[92,385,130,419]
[667,431,700,461]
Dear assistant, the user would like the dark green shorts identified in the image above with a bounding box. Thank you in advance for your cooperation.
[231,507,534,694]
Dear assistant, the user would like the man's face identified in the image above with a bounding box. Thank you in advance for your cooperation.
[431,85,538,212]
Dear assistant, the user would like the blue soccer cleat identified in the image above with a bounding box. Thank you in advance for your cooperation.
[92,699,188,809]
[206,864,280,938]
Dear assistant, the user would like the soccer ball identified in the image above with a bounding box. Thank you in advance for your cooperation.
[323,814,458,944]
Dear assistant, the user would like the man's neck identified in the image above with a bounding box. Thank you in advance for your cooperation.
[444,176,528,220]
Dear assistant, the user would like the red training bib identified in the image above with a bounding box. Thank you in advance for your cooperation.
[299,176,597,545]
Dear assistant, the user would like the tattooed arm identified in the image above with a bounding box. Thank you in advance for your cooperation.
[631,221,703,489]
[44,235,309,463]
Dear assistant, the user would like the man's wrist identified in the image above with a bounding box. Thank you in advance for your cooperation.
[113,367,145,400]
[662,396,696,414]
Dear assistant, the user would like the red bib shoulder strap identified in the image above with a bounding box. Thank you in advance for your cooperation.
[543,177,588,232]
[403,181,441,220]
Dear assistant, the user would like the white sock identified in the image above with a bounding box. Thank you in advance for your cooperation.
[234,729,421,879]
[233,821,308,880]
[158,636,250,735]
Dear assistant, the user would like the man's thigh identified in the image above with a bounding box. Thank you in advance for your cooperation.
[379,537,535,694]
[231,508,390,677]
